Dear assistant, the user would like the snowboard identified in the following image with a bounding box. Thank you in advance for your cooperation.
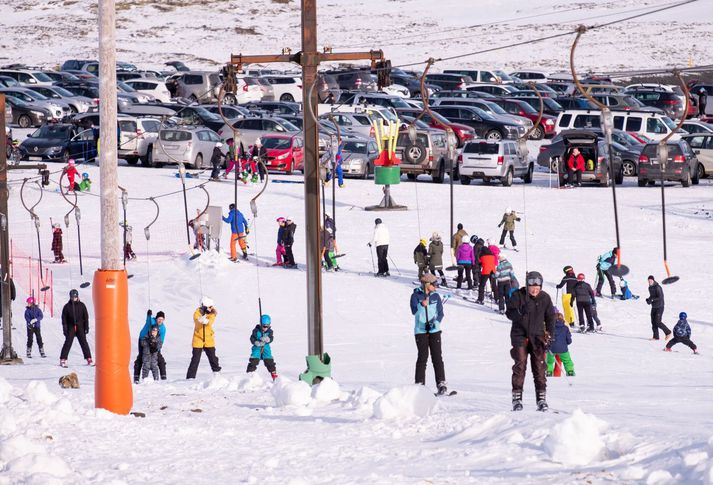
[435,390,457,397]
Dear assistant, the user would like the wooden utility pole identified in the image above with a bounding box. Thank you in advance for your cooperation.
[229,2,383,381]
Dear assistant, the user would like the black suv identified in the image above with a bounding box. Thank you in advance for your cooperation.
[324,70,375,92]
[431,105,524,141]
[624,90,684,120]
[424,73,474,91]
[19,123,98,163]
[637,140,700,187]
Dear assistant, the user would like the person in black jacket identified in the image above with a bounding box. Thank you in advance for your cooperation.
[282,216,297,268]
[505,271,555,412]
[60,289,92,367]
[0,276,15,330]
[571,273,597,332]
[556,266,577,327]
[646,275,671,340]
[209,142,224,180]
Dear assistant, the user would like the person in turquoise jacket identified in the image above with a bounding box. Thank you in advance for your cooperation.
[247,314,278,381]
[133,309,167,383]
[410,273,448,395]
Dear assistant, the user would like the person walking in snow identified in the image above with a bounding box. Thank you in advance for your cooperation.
[571,273,597,332]
[141,325,162,381]
[428,232,447,287]
[60,289,92,367]
[454,236,475,290]
[134,309,167,383]
[222,203,249,262]
[413,239,429,279]
[51,223,66,263]
[664,312,698,354]
[451,223,468,265]
[495,254,517,314]
[546,310,575,377]
[556,266,577,327]
[210,142,224,180]
[497,207,520,249]
[410,273,448,395]
[274,217,287,266]
[595,247,618,297]
[477,244,497,305]
[247,314,278,381]
[186,297,222,379]
[282,216,297,268]
[646,275,671,341]
[506,271,555,412]
[24,296,45,358]
[369,218,390,277]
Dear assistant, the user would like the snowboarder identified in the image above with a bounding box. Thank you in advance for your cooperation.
[133,309,167,383]
[79,172,91,192]
[274,217,286,266]
[664,312,698,354]
[123,223,136,261]
[210,142,224,180]
[24,296,45,358]
[546,311,575,377]
[51,223,66,263]
[140,325,162,381]
[369,218,390,277]
[186,297,222,379]
[595,247,618,297]
[454,236,475,290]
[322,226,339,271]
[413,239,429,279]
[282,216,297,268]
[64,159,79,192]
[477,244,497,304]
[506,271,555,412]
[556,266,577,327]
[222,203,249,262]
[572,273,597,332]
[646,275,672,341]
[247,314,278,381]
[428,232,447,287]
[565,147,584,187]
[59,289,92,367]
[497,207,520,249]
[410,273,448,395]
[495,254,516,314]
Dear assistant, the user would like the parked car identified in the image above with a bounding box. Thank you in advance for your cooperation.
[348,92,411,109]
[681,134,713,180]
[590,94,663,114]
[554,97,598,110]
[41,71,81,84]
[24,85,92,113]
[394,108,476,147]
[484,97,554,139]
[555,109,680,141]
[262,133,304,174]
[247,76,275,102]
[431,105,525,141]
[262,75,302,102]
[0,87,70,120]
[202,104,251,120]
[510,70,550,83]
[395,129,451,182]
[509,96,564,117]
[431,97,535,137]
[0,75,19,88]
[70,112,154,165]
[59,83,136,111]
[338,137,380,179]
[681,120,713,134]
[153,127,226,168]
[0,70,54,86]
[243,101,301,116]
[173,71,250,104]
[424,73,475,91]
[61,70,98,81]
[458,140,533,186]
[5,96,50,128]
[316,73,342,102]
[325,70,376,92]
[558,130,624,186]
[218,116,300,147]
[320,111,375,139]
[153,103,225,133]
[444,69,515,84]
[19,123,97,163]
[430,90,488,100]
[638,140,699,187]
[124,78,172,103]
[467,84,520,97]
[390,73,438,97]
[60,59,96,71]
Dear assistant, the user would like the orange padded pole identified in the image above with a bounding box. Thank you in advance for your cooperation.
[93,269,132,414]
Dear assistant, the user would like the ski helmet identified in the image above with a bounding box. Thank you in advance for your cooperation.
[374,218,382,225]
[69,289,79,299]
[679,312,687,320]
[526,271,543,287]
[261,314,272,326]
[419,239,427,246]
[476,238,484,246]
[26,296,35,304]
[229,203,236,210]
[469,235,478,244]
[577,273,585,281]
[201,296,214,308]
[563,265,573,274]
[82,172,89,179]
[276,217,285,223]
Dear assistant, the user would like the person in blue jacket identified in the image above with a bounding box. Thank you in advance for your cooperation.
[222,203,249,261]
[410,273,448,395]
[546,310,575,376]
[247,314,278,381]
[133,309,167,383]
[664,312,699,354]
[24,296,45,358]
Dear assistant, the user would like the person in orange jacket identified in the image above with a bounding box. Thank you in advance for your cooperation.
[185,297,222,379]
[566,148,585,187]
[477,245,497,304]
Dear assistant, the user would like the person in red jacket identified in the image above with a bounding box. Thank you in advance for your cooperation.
[566,148,584,187]
[64,159,80,192]
[477,245,497,304]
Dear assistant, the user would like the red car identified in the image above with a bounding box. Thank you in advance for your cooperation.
[394,108,476,146]
[486,98,557,139]
[261,134,304,174]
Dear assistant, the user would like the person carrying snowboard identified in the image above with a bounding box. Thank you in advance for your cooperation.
[556,266,577,327]
[186,297,222,379]
[60,289,92,367]
[51,223,66,263]
[506,271,555,412]
[413,239,429,279]
[572,273,598,332]
[664,312,699,354]
[410,273,448,395]
[282,216,297,268]
[134,309,167,383]
[546,310,575,377]
[247,314,278,381]
[140,324,162,381]
[24,296,45,358]
[495,254,516,314]
[274,217,287,266]
[646,275,672,341]
[222,203,249,262]
[497,207,520,249]
[595,247,618,298]
[428,232,447,287]
[369,218,389,277]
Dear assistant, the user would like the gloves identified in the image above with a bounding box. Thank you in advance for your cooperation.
[367,242,372,248]
[199,316,208,325]
[497,223,502,228]
[260,335,270,343]
[645,298,651,305]
[147,309,152,317]
[254,341,264,347]
[30,318,37,324]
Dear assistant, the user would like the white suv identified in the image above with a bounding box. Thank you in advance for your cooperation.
[262,76,302,102]
[555,109,680,141]
[0,70,54,86]
[458,140,533,186]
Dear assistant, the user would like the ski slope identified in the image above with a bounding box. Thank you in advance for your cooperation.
[1,162,712,484]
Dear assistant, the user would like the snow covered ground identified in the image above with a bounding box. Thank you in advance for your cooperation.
[1,161,713,484]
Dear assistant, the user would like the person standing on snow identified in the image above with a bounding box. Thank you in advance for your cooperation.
[247,314,278,381]
[413,239,429,279]
[506,271,555,412]
[59,289,92,368]
[451,223,468,265]
[282,216,297,268]
[186,297,222,379]
[646,275,671,341]
[249,139,267,183]
[556,266,578,328]
[595,247,618,297]
[497,207,520,249]
[698,88,707,118]
[546,310,575,377]
[222,203,249,262]
[410,273,448,395]
[664,312,699,354]
[455,236,475,290]
[495,254,517,314]
[476,244,497,305]
[210,142,224,180]
[24,296,45,358]
[64,159,80,192]
[51,223,66,263]
[571,273,598,332]
[274,217,287,266]
[428,232,447,287]
[369,218,390,277]
[133,309,167,383]
[140,325,162,381]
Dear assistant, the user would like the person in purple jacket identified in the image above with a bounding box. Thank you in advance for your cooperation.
[24,296,45,358]
[455,236,476,290]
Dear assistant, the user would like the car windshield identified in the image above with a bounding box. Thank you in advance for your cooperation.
[515,101,537,114]
[193,107,221,121]
[464,142,499,154]
[31,72,53,82]
[52,87,77,97]
[160,130,192,141]
[543,98,563,110]
[32,125,71,139]
[617,131,643,146]
[493,70,514,82]
[6,96,29,107]
[622,95,645,107]
[118,81,136,92]
[24,90,48,101]
[342,141,368,153]
[263,137,292,149]
[280,120,300,132]
[483,101,507,115]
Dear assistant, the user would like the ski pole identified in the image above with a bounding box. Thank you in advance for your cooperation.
[388,254,401,275]
[368,244,376,274]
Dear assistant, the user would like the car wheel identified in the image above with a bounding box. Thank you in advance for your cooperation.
[483,177,491,184]
[696,163,705,182]
[501,168,513,187]
[223,93,237,105]
[126,157,138,166]
[18,114,32,128]
[615,168,624,185]
[681,169,691,187]
[485,130,502,142]
[69,105,78,114]
[529,125,544,140]
[193,153,202,169]
[286,160,293,176]
[460,175,471,185]
[523,164,534,184]
[550,156,559,173]
[142,145,153,166]
[406,173,417,181]
[189,94,198,103]
[280,93,295,102]
[637,178,647,187]
[622,160,636,177]
[432,162,445,183]
[648,180,656,186]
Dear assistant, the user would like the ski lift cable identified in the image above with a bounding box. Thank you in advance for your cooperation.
[19,178,50,291]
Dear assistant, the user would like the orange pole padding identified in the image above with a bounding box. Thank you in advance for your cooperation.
[664,260,672,278]
[93,269,133,415]
[615,248,621,269]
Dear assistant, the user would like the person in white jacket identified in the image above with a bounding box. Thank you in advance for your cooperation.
[368,218,390,276]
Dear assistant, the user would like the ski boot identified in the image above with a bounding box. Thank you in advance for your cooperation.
[512,391,523,411]
[338,183,344,188]
[134,376,140,384]
[566,371,575,376]
[663,347,672,352]
[536,390,548,412]
[596,325,603,332]
[271,371,278,381]
[579,325,586,333]
[39,347,46,358]
[436,382,448,396]
[545,370,553,377]
[242,250,249,260]
[693,349,700,355]
[60,359,68,368]
[86,358,93,366]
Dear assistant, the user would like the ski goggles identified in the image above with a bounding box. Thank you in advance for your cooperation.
[526,277,543,287]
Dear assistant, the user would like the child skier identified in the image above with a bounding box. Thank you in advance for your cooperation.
[571,273,597,332]
[497,207,520,249]
[24,296,45,358]
[413,239,429,279]
[664,312,699,354]
[546,311,575,377]
[141,324,162,381]
[123,223,136,260]
[247,314,278,381]
[51,223,66,263]
[134,309,167,383]
[274,217,286,266]
[321,226,339,271]
[64,159,79,192]
[79,172,91,192]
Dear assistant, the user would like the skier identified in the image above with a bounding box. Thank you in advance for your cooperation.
[64,159,79,192]
[51,223,66,263]
[282,216,297,268]
[546,310,575,377]
[428,232,447,287]
[140,325,162,381]
[506,271,555,412]
[186,297,222,379]
[321,226,339,271]
[571,273,598,332]
[454,236,475,290]
[410,273,448,395]
[274,217,286,266]
[369,218,390,277]
[123,223,136,261]
[595,247,618,297]
[222,138,243,179]
[59,289,92,367]
[247,314,278,381]
[78,172,91,192]
[495,254,516,314]
[325,141,345,188]
[413,239,429,279]
[664,312,699,354]
[646,275,672,341]
[210,142,224,180]
[222,203,249,262]
[477,244,497,305]
[451,223,468,265]
[24,296,45,358]
[565,147,584,187]
[249,139,267,183]
[497,207,520,249]
[133,309,167,383]
[556,266,577,327]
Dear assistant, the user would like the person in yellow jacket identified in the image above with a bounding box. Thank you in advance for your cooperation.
[556,266,578,327]
[185,297,222,379]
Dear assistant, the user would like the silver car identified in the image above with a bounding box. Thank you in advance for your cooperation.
[320,112,375,139]
[153,127,227,168]
[459,140,533,186]
[217,116,300,147]
[0,87,70,120]
[339,137,380,179]
[24,85,92,113]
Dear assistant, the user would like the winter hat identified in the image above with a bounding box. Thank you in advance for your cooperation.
[457,223,463,230]
[526,271,543,287]
[679,312,687,320]
[506,207,512,213]
[469,235,478,244]
[229,203,236,210]
[215,142,223,148]
[82,172,89,178]
[156,311,165,320]
[577,273,585,281]
[563,265,573,274]
[52,223,61,229]
[419,239,427,246]
[420,273,438,285]
[150,324,159,333]
[374,218,382,225]
[261,314,272,326]
[68,159,75,165]
[276,217,285,223]
[286,216,294,222]
[26,296,35,305]
[431,232,441,241]
[69,289,79,299]
[647,275,655,281]
[201,296,214,308]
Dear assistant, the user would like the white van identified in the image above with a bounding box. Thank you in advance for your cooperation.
[554,109,680,141]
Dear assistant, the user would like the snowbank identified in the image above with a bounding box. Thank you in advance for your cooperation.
[543,409,608,466]
[0,377,12,404]
[346,386,383,411]
[372,385,437,420]
[271,378,312,407]
[311,377,341,402]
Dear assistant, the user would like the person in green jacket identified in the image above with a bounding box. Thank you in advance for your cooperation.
[78,172,91,192]
[498,207,520,249]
